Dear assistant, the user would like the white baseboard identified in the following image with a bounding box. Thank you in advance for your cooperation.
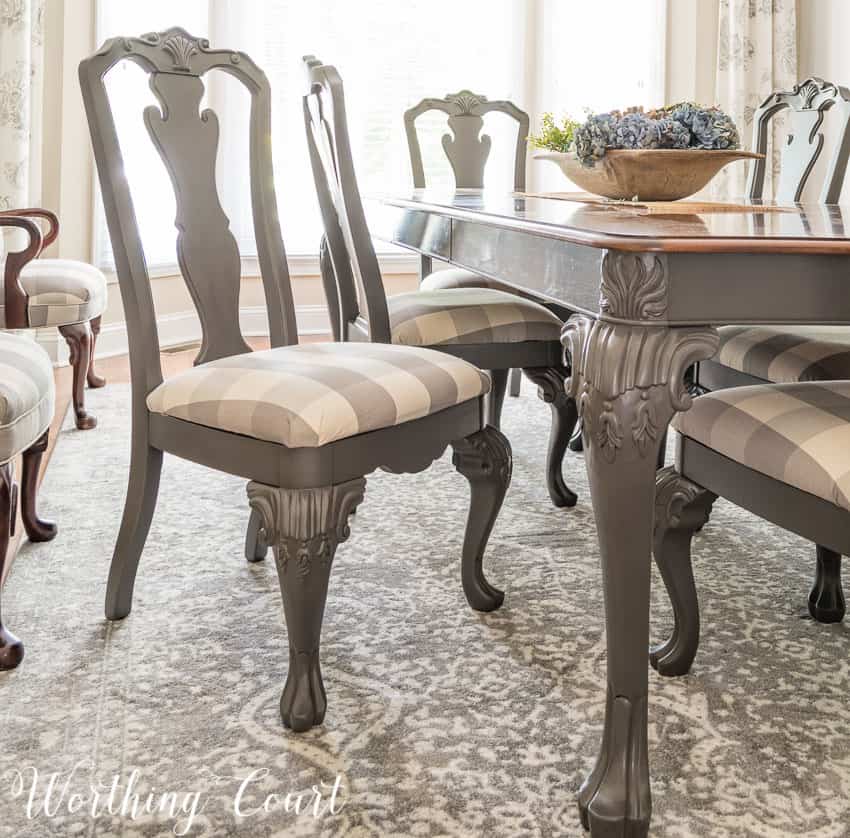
[35,304,331,365]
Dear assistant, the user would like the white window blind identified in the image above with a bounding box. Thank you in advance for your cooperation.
[94,0,667,269]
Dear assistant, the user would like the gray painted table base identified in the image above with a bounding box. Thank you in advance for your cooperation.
[369,189,850,836]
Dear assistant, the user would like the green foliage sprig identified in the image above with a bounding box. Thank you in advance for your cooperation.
[527,112,580,153]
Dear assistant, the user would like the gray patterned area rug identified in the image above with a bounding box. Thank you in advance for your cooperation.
[1,382,849,838]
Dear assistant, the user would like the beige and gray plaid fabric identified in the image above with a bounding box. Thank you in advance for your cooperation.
[672,381,850,512]
[388,288,562,347]
[147,342,490,449]
[716,325,850,383]
[0,332,55,464]
[420,267,549,304]
[0,258,107,328]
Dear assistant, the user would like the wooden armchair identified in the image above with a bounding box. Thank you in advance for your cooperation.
[0,330,58,670]
[694,77,850,623]
[0,207,107,430]
[80,28,513,732]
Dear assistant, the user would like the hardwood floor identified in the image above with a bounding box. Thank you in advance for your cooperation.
[1,336,292,586]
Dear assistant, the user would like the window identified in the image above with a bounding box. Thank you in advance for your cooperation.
[94,0,667,270]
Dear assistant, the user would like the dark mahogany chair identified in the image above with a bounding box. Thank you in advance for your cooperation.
[1,209,107,429]
[0,328,57,670]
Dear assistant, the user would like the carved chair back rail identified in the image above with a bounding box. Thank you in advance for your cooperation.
[403,90,530,191]
[79,30,512,733]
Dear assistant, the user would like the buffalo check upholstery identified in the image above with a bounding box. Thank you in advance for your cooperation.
[0,332,55,464]
[147,342,490,448]
[716,325,850,383]
[387,287,562,347]
[672,381,850,512]
[0,258,107,328]
[420,267,548,304]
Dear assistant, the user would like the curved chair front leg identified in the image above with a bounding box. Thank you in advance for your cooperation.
[20,431,57,543]
[244,506,269,563]
[105,434,163,620]
[58,321,97,430]
[247,477,366,732]
[86,316,106,389]
[651,467,716,676]
[521,366,578,508]
[452,426,512,612]
[486,369,508,428]
[0,463,23,670]
[508,367,522,397]
[809,545,845,623]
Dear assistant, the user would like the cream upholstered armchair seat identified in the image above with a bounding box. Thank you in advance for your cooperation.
[0,211,108,430]
[0,330,57,670]
[387,287,562,347]
[147,342,490,448]
[8,258,107,329]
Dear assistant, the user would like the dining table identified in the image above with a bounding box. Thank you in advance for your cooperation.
[366,189,850,837]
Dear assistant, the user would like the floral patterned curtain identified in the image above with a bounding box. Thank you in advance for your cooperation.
[0,0,44,211]
[714,0,797,198]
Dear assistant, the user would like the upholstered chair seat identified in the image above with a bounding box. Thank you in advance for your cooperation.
[715,325,850,384]
[672,380,850,512]
[3,258,108,329]
[146,342,490,448]
[387,287,562,347]
[419,267,547,304]
[0,332,55,464]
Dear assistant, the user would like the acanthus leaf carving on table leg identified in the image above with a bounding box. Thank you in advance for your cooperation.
[562,309,718,837]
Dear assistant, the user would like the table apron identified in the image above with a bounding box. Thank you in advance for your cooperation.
[373,203,850,326]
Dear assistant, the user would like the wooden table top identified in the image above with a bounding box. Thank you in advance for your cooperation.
[373,190,850,255]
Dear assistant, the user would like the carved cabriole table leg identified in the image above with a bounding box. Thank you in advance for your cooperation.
[247,477,366,732]
[563,251,719,838]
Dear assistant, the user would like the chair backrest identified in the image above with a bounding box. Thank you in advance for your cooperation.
[748,76,850,203]
[404,91,530,191]
[302,56,391,343]
[79,28,298,401]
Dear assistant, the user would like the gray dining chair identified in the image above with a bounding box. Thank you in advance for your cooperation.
[650,383,850,676]
[694,77,850,623]
[403,90,573,404]
[79,28,512,732]
[0,329,57,670]
[305,56,578,510]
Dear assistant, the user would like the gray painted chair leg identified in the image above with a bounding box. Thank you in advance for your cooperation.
[486,369,508,428]
[105,441,163,620]
[451,426,512,611]
[522,367,578,508]
[568,418,584,452]
[508,367,522,397]
[247,477,366,732]
[650,467,716,677]
[809,546,845,623]
[244,506,268,563]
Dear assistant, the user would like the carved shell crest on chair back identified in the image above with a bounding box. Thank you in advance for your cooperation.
[747,76,850,204]
[79,28,297,396]
[404,89,530,191]
[302,56,392,343]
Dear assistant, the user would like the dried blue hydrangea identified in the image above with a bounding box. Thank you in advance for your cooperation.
[573,102,739,165]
